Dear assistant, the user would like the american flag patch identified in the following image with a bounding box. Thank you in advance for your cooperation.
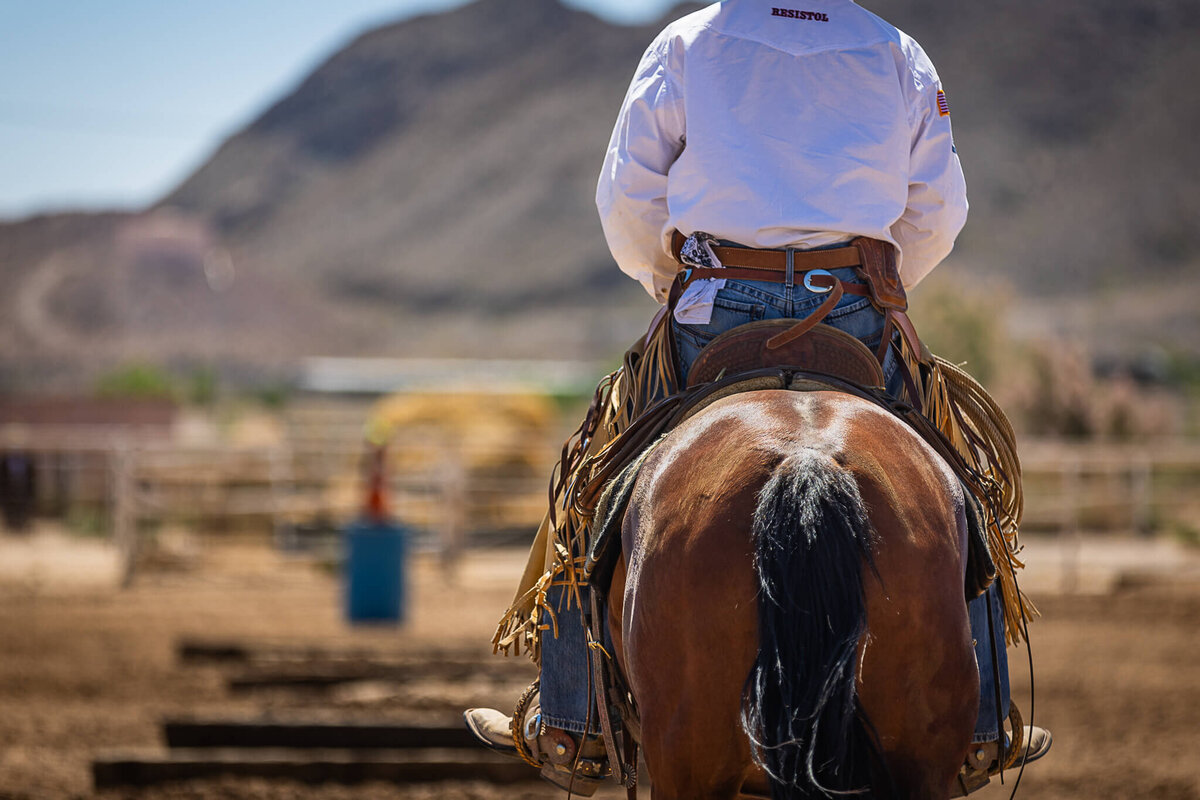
[937,89,950,117]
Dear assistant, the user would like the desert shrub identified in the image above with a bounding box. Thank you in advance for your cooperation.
[186,366,218,406]
[95,363,176,400]
[910,274,1011,388]
[910,274,1185,439]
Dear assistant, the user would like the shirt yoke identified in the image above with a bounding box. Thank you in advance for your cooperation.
[660,1,900,59]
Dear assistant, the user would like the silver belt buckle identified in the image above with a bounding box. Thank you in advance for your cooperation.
[803,269,835,294]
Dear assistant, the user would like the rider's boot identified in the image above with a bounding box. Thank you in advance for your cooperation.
[463,705,608,796]
[462,707,521,755]
[954,725,1053,796]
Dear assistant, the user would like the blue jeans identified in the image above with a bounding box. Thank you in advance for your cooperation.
[540,583,601,734]
[541,273,1009,740]
[671,272,900,392]
[970,582,1011,743]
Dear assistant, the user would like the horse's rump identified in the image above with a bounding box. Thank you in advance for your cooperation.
[613,389,978,799]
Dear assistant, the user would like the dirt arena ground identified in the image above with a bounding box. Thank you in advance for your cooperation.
[0,532,1197,800]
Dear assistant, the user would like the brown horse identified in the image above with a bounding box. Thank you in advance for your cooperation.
[606,388,979,799]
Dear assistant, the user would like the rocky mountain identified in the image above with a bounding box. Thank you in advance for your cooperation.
[2,0,1197,390]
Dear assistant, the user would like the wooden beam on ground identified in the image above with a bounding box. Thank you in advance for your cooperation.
[162,718,479,750]
[177,639,253,663]
[92,748,537,789]
[223,661,528,691]
[224,667,423,691]
[175,639,522,673]
[176,639,394,664]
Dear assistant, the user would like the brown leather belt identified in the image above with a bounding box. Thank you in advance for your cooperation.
[670,230,862,272]
[668,230,927,412]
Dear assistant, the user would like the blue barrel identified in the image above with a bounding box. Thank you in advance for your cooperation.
[343,520,408,623]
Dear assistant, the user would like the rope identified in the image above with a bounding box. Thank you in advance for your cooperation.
[921,354,1039,645]
[1002,703,1025,771]
[511,678,543,768]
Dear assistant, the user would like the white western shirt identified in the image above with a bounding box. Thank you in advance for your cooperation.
[595,0,968,306]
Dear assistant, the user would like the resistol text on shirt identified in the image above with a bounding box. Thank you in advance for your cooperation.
[771,8,830,21]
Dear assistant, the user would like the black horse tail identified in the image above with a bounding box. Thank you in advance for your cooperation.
[742,449,891,799]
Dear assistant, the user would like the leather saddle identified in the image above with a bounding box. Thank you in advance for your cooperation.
[687,320,885,389]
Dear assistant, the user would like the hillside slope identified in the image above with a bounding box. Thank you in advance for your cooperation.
[2,0,1196,387]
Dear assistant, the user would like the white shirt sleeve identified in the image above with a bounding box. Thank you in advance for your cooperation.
[596,38,686,304]
[890,46,969,288]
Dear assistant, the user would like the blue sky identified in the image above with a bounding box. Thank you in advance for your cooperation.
[0,0,678,219]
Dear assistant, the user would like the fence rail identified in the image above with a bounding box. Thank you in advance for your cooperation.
[4,428,1198,585]
[1019,441,1200,537]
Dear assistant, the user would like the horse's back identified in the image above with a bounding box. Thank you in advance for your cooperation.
[614,389,977,799]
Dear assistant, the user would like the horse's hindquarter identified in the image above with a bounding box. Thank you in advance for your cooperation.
[617,390,976,798]
[840,398,979,794]
[618,392,779,795]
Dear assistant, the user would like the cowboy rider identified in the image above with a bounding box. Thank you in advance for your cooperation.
[467,0,1051,792]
